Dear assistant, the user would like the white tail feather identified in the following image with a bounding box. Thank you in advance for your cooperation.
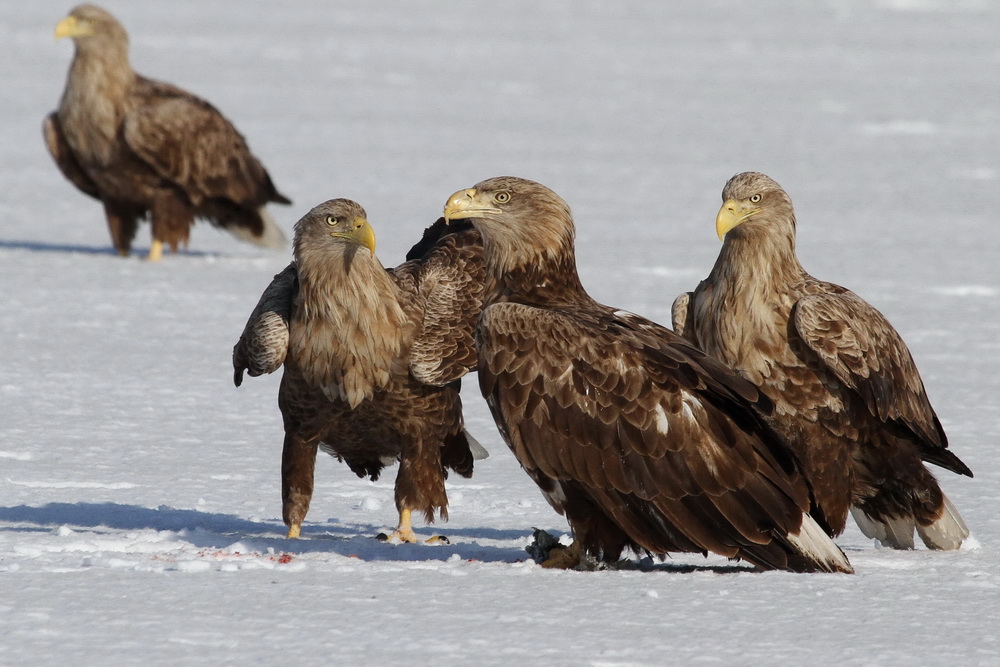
[227,207,287,250]
[464,429,489,460]
[850,506,916,549]
[916,492,969,551]
[787,512,854,573]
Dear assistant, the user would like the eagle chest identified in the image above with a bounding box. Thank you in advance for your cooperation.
[695,282,794,385]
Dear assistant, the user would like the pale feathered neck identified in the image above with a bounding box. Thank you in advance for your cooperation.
[60,31,136,152]
[66,29,135,99]
[294,241,401,320]
[710,215,805,291]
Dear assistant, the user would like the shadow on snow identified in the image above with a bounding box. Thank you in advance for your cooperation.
[0,502,530,564]
[0,239,231,259]
[0,502,765,572]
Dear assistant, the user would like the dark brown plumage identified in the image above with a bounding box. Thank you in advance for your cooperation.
[444,176,852,573]
[44,4,290,260]
[673,171,972,550]
[233,200,486,541]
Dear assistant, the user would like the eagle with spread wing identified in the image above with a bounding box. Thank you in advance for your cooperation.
[233,200,486,541]
[443,176,852,573]
[44,4,290,260]
[672,171,972,549]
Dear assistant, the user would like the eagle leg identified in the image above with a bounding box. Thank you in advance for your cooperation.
[281,433,318,539]
[147,239,164,262]
[377,508,449,544]
[102,201,140,257]
[382,508,419,543]
[150,193,193,261]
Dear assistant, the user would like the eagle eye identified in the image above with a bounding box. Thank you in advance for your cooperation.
[493,191,511,204]
[750,194,762,204]
[325,215,338,226]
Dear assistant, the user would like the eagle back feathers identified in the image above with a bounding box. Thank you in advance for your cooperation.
[402,229,485,386]
[477,300,812,551]
[123,78,275,207]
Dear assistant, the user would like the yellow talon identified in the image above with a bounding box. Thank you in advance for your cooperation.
[391,508,417,543]
[286,524,301,539]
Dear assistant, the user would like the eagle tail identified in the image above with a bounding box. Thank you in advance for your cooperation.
[224,206,288,250]
[440,428,487,479]
[916,492,969,551]
[464,429,490,461]
[785,512,854,573]
[850,506,916,549]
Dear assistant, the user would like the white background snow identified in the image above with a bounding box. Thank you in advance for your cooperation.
[2,0,998,664]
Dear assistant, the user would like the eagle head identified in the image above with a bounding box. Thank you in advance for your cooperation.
[443,176,573,269]
[56,5,126,44]
[293,199,376,258]
[716,171,795,240]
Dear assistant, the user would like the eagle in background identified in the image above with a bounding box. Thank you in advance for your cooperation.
[672,171,972,550]
[233,200,486,542]
[444,176,852,573]
[44,4,290,260]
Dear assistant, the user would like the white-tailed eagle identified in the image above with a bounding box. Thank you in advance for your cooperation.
[233,201,486,541]
[45,4,290,260]
[672,171,972,550]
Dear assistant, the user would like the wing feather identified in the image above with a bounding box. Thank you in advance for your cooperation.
[232,264,298,386]
[671,291,694,339]
[43,113,101,200]
[793,291,970,475]
[405,229,485,386]
[123,78,282,207]
[478,301,813,559]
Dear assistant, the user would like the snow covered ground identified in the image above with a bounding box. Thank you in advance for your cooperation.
[2,0,999,664]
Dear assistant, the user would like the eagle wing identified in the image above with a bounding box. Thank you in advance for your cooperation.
[123,78,287,207]
[42,112,101,200]
[670,291,694,339]
[792,290,971,476]
[404,227,485,386]
[233,263,298,386]
[478,301,821,564]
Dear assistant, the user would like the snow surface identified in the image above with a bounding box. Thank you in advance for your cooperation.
[2,1,999,664]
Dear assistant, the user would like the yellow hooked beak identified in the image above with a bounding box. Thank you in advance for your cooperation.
[55,16,90,40]
[716,198,761,240]
[443,188,501,223]
[331,216,376,255]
